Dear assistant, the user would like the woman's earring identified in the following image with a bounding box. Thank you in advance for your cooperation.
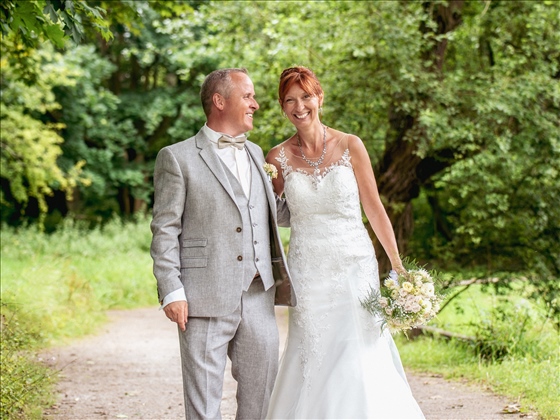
[282,110,287,118]
[319,106,323,115]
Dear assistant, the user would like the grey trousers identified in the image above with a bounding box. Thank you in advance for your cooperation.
[178,278,279,420]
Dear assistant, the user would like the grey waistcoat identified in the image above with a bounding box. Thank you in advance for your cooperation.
[220,153,273,290]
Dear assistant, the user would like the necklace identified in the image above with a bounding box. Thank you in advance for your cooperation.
[297,124,327,168]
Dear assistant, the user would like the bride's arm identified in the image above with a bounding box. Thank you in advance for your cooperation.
[348,135,405,273]
[265,146,286,197]
[266,146,290,227]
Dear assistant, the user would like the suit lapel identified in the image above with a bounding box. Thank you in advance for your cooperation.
[246,142,276,220]
[196,132,239,208]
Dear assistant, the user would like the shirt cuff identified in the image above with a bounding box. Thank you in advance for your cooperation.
[160,287,187,310]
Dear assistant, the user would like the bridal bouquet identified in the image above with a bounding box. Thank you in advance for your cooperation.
[360,260,443,334]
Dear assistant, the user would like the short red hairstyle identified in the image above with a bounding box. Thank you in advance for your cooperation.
[278,66,324,105]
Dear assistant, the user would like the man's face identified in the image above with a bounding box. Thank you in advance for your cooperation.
[221,72,260,136]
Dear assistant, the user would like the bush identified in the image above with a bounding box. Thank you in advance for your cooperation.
[469,300,556,362]
[1,302,55,419]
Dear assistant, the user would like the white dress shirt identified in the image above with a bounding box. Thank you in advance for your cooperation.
[161,124,251,308]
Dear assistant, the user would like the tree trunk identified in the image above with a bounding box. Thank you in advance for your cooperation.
[367,1,465,273]
[373,113,422,273]
[133,153,147,213]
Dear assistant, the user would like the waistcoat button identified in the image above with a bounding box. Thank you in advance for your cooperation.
[236,227,242,232]
[237,255,243,261]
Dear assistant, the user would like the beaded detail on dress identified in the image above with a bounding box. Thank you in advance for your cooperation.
[276,147,352,189]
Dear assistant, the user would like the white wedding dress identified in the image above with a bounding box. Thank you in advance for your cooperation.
[267,147,424,419]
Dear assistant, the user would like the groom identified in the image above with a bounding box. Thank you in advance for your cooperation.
[150,68,295,419]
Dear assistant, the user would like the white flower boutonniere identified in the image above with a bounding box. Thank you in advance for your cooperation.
[263,163,278,180]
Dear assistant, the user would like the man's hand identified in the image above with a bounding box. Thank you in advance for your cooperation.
[163,300,189,331]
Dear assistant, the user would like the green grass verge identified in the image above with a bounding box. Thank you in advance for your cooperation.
[1,217,157,418]
[395,283,560,419]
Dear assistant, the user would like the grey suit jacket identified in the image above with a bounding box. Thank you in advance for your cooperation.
[150,129,296,317]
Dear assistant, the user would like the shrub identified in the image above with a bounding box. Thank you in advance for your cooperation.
[0,301,55,419]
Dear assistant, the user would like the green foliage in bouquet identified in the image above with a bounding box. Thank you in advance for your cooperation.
[361,258,446,334]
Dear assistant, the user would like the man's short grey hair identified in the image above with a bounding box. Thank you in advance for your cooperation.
[200,68,249,117]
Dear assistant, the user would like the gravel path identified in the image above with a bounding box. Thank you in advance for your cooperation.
[41,307,529,419]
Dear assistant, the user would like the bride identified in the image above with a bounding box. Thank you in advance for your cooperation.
[265,67,425,419]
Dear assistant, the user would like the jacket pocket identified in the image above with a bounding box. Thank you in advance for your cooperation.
[181,238,208,263]
[183,238,208,247]
[180,257,208,268]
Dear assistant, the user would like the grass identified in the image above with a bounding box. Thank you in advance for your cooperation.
[395,283,560,419]
[1,216,156,344]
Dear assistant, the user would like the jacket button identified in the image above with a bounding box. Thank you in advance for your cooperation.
[237,255,243,261]
[236,227,242,232]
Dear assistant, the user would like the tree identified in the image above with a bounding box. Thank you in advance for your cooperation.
[1,0,116,224]
[1,1,195,222]
[0,45,88,224]
[165,0,559,322]
[52,1,200,218]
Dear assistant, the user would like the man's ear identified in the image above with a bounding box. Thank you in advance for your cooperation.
[213,93,225,111]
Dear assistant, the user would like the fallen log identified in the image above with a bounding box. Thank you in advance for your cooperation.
[416,325,476,342]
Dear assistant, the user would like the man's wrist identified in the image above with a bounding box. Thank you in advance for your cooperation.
[160,287,187,309]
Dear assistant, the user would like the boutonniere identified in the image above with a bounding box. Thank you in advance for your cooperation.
[263,163,278,180]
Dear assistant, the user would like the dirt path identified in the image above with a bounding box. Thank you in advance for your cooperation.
[42,307,528,419]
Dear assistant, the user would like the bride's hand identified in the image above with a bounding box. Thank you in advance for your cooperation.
[392,263,406,276]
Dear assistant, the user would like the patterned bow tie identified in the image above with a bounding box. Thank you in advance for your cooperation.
[218,134,247,150]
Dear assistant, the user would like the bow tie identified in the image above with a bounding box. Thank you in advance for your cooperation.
[218,134,247,150]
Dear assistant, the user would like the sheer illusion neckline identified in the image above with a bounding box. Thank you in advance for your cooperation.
[276,146,353,189]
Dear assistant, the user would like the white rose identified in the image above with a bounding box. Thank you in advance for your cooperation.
[385,278,397,289]
[421,283,435,297]
[423,301,432,312]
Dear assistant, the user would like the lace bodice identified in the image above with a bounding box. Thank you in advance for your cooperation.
[275,147,363,233]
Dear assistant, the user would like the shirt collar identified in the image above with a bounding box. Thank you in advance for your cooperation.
[202,124,222,144]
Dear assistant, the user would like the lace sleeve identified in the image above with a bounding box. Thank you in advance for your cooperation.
[275,147,293,179]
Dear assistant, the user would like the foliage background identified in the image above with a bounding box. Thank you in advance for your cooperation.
[1,1,559,418]
[2,1,558,294]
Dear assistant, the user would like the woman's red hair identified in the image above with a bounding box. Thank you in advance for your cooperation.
[278,66,323,105]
